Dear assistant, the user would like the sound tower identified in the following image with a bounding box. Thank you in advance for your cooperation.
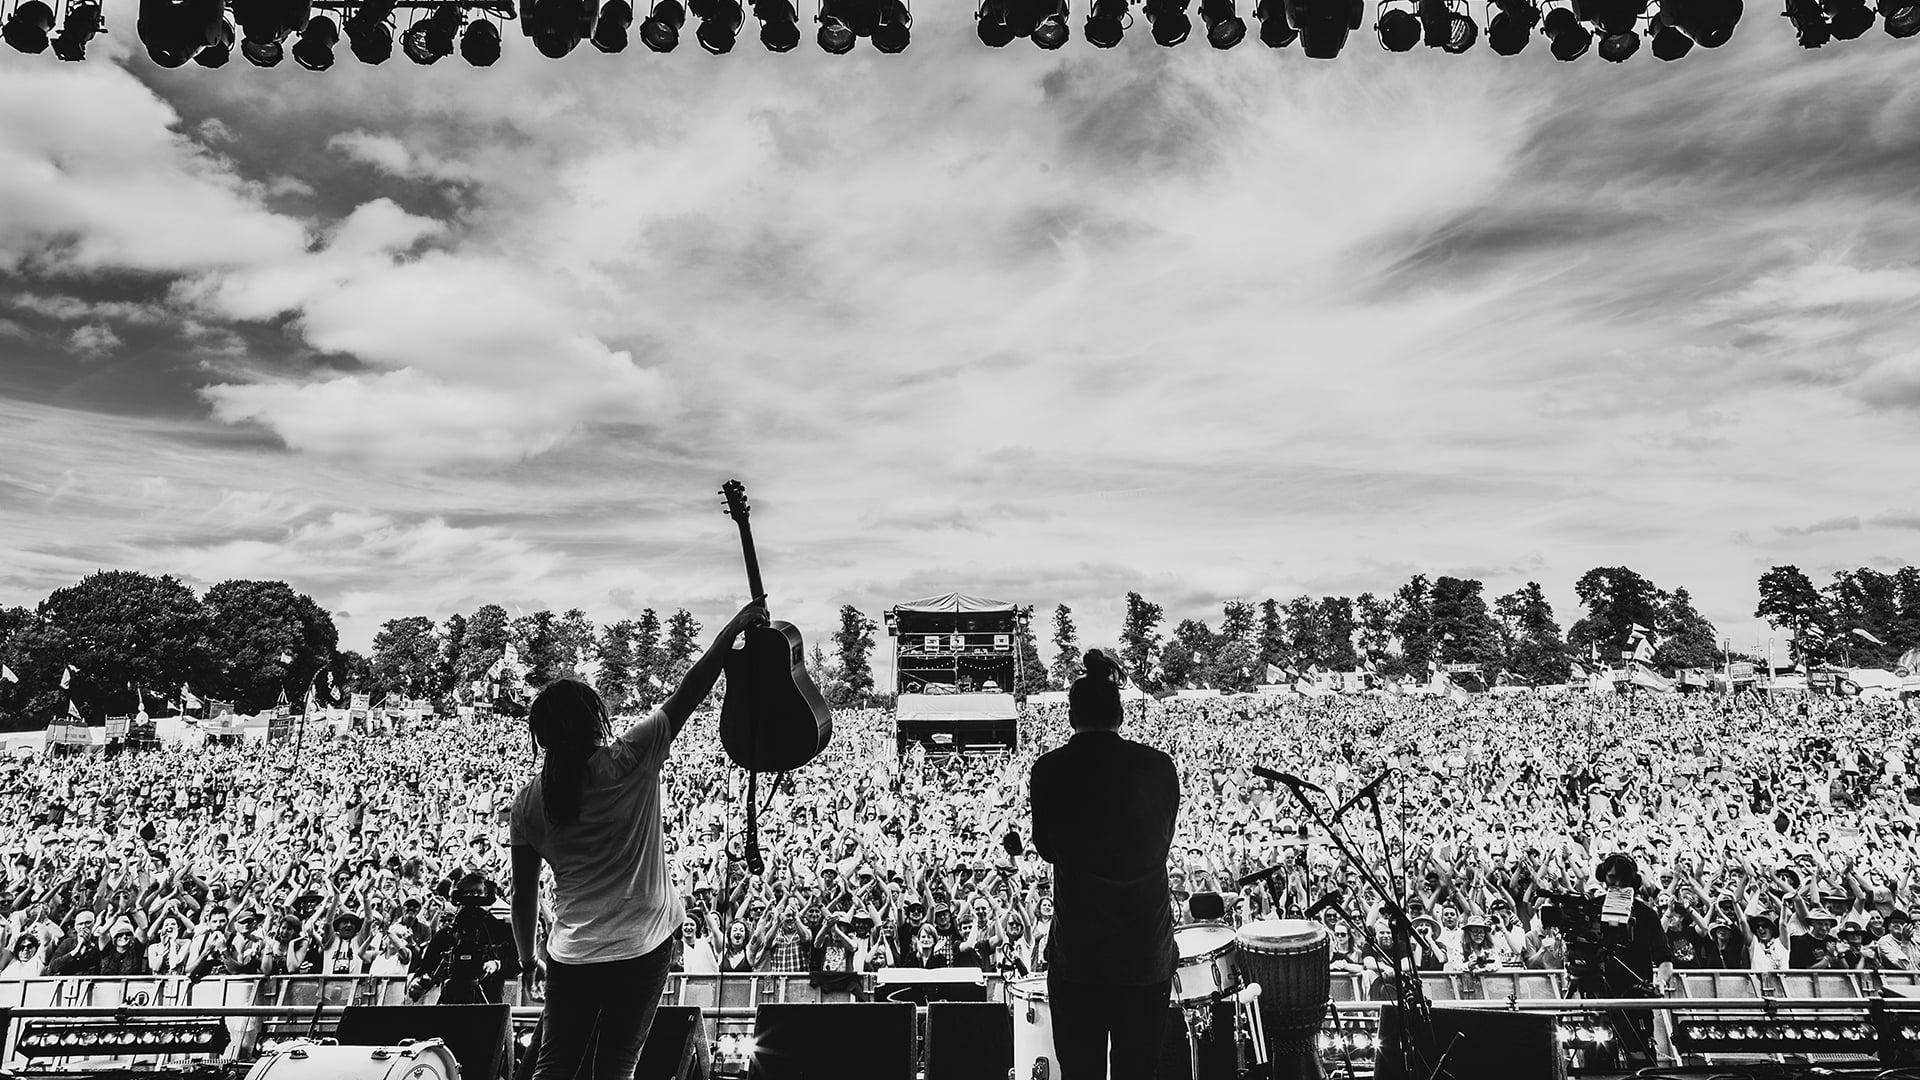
[338,1003,512,1080]
[926,1002,1011,1080]
[1375,1004,1565,1080]
[748,1003,915,1080]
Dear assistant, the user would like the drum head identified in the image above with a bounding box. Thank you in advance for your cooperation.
[1174,923,1238,958]
[1008,974,1048,1002]
[1237,918,1327,951]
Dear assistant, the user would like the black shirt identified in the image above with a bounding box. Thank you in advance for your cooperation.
[1031,729,1179,985]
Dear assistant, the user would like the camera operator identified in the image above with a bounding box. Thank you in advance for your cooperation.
[1549,854,1671,1068]
[410,872,515,1004]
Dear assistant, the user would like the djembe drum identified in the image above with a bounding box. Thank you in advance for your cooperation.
[1235,919,1330,1080]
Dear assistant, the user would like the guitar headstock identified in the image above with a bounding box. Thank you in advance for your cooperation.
[720,479,751,523]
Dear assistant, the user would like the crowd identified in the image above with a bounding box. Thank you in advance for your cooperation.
[1,689,1917,993]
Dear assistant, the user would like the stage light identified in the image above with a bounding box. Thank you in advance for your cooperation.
[692,0,741,49]
[1376,0,1419,46]
[1286,0,1364,55]
[1254,0,1298,39]
[525,0,594,54]
[401,3,461,60]
[1418,0,1475,46]
[1824,0,1872,36]
[344,0,393,61]
[291,13,338,66]
[1085,0,1127,42]
[4,0,55,51]
[975,0,1014,42]
[1663,0,1735,38]
[1880,0,1919,33]
[870,0,908,49]
[194,12,234,61]
[1541,3,1589,52]
[1647,6,1691,51]
[50,0,103,58]
[1485,0,1538,49]
[461,16,500,58]
[639,0,682,48]
[1032,0,1069,44]
[1580,0,1642,32]
[815,5,852,46]
[1596,24,1635,53]
[1144,0,1191,41]
[1200,0,1247,42]
[233,0,307,59]
[751,0,798,46]
[589,0,630,46]
[1783,0,1827,43]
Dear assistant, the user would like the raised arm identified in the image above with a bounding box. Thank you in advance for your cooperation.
[661,601,770,738]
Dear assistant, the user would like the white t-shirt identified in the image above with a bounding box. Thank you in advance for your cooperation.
[511,709,681,964]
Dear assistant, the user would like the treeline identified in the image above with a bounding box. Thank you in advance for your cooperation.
[3,563,1915,728]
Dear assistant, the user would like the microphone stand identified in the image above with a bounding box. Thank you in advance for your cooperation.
[1263,772,1452,1080]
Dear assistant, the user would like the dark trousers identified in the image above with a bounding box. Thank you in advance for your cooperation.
[1048,974,1172,1080]
[532,935,674,1080]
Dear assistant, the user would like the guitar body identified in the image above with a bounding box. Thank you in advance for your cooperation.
[719,620,833,773]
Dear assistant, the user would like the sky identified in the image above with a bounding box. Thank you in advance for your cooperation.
[2,13,1918,684]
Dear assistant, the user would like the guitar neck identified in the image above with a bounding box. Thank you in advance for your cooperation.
[735,518,767,603]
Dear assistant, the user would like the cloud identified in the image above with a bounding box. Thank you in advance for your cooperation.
[327,132,476,185]
[67,323,122,359]
[1779,516,1863,536]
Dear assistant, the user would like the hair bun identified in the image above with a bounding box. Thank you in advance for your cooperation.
[1083,649,1117,678]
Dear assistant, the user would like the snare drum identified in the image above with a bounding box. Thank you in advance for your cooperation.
[244,1038,460,1079]
[1008,974,1055,1080]
[1171,922,1240,1006]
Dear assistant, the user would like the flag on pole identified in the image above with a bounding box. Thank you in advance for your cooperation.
[1265,663,1283,684]
[276,650,294,665]
[1632,636,1656,663]
[304,683,317,714]
[67,698,83,721]
[0,663,16,684]
[181,684,202,710]
[1851,628,1888,646]
[60,665,74,689]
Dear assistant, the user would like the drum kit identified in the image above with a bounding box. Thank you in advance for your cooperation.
[242,1038,461,1079]
[1012,917,1331,1080]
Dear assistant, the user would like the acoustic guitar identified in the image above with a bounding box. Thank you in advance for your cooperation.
[718,480,833,872]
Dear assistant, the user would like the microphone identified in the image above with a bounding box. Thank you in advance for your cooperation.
[1252,766,1324,794]
[1333,771,1392,823]
[1236,864,1284,890]
[1304,889,1344,919]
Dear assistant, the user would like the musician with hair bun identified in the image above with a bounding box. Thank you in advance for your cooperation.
[1029,649,1181,1080]
[511,599,767,1080]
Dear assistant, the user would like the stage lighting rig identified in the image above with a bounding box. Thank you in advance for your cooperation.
[4,0,56,50]
[1596,22,1635,54]
[135,0,226,62]
[344,0,393,60]
[1284,0,1364,55]
[291,12,338,63]
[975,0,1065,45]
[588,0,628,44]
[1253,0,1298,39]
[1484,0,1538,50]
[1880,0,1918,33]
[461,13,499,56]
[1658,0,1736,40]
[401,2,462,60]
[194,11,233,60]
[1084,0,1126,42]
[523,0,593,54]
[1822,0,1873,36]
[1647,4,1691,51]
[1376,0,1418,46]
[1199,0,1246,42]
[691,0,742,50]
[1783,0,1828,42]
[870,0,908,49]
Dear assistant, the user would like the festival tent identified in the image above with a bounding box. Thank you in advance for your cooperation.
[1173,689,1222,699]
[2,731,46,755]
[1026,691,1068,706]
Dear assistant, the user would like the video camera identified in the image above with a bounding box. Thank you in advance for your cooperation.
[1535,890,1633,988]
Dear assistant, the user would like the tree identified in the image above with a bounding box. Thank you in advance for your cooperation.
[369,616,440,699]
[831,605,878,706]
[1354,593,1393,671]
[437,613,468,700]
[1210,600,1259,692]
[1118,592,1163,690]
[1430,577,1503,671]
[36,571,216,718]
[461,604,512,684]
[1823,568,1903,667]
[555,608,597,678]
[1048,605,1080,688]
[197,579,336,715]
[333,649,373,698]
[663,610,701,685]
[1653,587,1720,671]
[1257,599,1287,675]
[1012,605,1048,699]
[1496,582,1571,685]
[1317,596,1358,671]
[1568,566,1664,662]
[1754,565,1828,666]
[595,620,636,714]
[630,609,665,707]
[1896,568,1920,657]
[512,610,568,686]
[1389,575,1436,680]
[1282,596,1323,670]
[0,613,73,732]
[1159,618,1214,689]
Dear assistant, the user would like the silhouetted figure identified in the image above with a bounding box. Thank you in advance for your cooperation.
[1030,649,1179,1080]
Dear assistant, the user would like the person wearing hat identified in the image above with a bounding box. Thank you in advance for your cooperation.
[322,909,372,975]
[1458,913,1508,972]
[1790,905,1841,968]
[1409,915,1448,971]
[1745,911,1788,971]
[98,917,149,976]
[1029,649,1180,1080]
[1833,916,1873,969]
[1871,910,1918,971]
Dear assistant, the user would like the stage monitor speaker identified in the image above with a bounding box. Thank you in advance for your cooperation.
[926,1002,1010,1080]
[749,1003,915,1080]
[635,1006,708,1080]
[1376,1004,1564,1080]
[338,1002,512,1080]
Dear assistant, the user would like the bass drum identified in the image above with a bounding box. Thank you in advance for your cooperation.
[1007,974,1054,1080]
[245,1039,461,1080]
